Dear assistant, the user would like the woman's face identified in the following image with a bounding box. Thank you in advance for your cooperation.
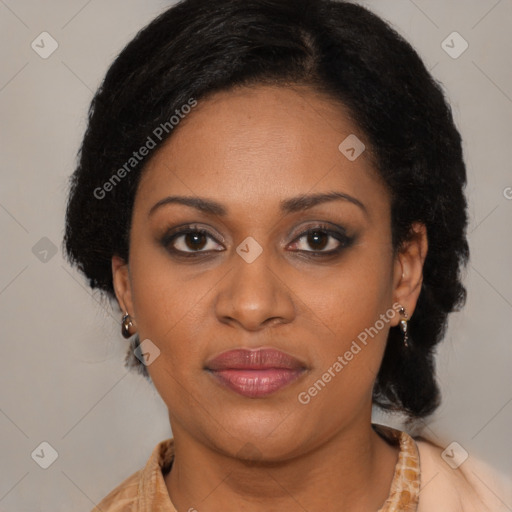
[113,85,425,460]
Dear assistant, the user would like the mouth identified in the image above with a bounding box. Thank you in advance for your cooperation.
[205,348,308,398]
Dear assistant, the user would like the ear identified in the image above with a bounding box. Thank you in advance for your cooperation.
[112,255,135,318]
[390,222,428,326]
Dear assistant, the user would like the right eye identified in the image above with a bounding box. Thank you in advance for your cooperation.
[161,225,224,257]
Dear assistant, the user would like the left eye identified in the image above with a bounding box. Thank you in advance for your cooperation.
[289,228,350,254]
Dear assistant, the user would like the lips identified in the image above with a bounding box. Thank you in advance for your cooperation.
[205,348,307,398]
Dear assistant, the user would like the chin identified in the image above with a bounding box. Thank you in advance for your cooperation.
[208,413,312,462]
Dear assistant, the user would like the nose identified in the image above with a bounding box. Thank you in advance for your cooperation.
[214,246,296,332]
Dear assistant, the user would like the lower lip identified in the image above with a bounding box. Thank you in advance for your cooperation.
[208,368,305,398]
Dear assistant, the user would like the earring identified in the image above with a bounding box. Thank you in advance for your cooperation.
[398,306,409,348]
[121,312,134,339]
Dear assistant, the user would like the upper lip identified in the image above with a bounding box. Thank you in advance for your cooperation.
[205,348,307,371]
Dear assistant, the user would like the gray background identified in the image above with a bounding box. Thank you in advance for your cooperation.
[1,0,511,510]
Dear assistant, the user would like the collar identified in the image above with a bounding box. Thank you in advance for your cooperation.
[136,424,420,511]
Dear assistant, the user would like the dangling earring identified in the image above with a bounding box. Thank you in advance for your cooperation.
[121,312,134,339]
[398,306,409,348]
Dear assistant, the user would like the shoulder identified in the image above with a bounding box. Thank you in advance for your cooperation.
[415,437,512,512]
[90,469,142,512]
[89,437,175,512]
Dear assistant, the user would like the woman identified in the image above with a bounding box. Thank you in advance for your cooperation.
[64,0,510,510]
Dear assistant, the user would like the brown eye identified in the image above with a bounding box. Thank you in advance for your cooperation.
[162,227,224,256]
[307,230,330,251]
[182,231,208,251]
[289,224,354,256]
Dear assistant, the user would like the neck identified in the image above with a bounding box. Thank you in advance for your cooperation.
[164,419,399,512]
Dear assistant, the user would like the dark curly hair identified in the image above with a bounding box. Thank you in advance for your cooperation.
[64,0,469,419]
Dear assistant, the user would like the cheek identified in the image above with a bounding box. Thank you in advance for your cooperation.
[128,245,205,363]
[128,253,208,413]
[297,238,395,399]
[310,240,394,343]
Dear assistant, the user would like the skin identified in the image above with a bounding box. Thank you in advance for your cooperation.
[112,84,427,512]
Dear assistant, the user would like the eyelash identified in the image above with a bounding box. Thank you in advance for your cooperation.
[161,223,354,259]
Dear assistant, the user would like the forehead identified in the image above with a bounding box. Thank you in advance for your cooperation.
[135,85,389,220]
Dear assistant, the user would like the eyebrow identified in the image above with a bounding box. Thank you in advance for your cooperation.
[148,191,367,217]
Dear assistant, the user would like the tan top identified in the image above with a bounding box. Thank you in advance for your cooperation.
[91,424,511,512]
